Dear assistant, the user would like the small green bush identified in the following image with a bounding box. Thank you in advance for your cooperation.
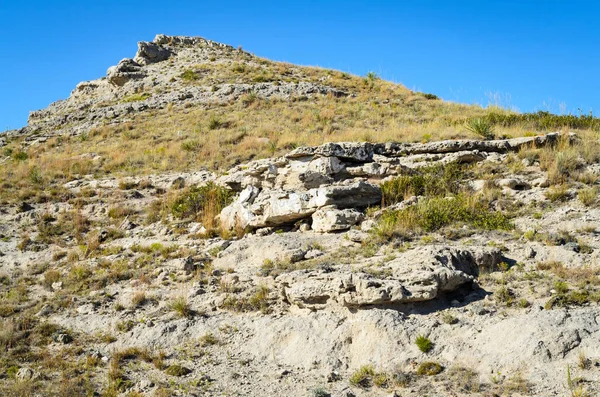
[207,115,225,130]
[578,187,598,206]
[170,296,191,318]
[165,364,191,377]
[12,150,28,161]
[169,182,234,222]
[221,285,271,313]
[349,365,376,387]
[121,93,151,103]
[311,387,331,397]
[415,335,433,353]
[465,118,495,139]
[181,140,202,152]
[417,361,443,376]
[545,184,569,202]
[419,92,439,100]
[375,193,511,239]
[180,69,198,81]
[380,164,463,206]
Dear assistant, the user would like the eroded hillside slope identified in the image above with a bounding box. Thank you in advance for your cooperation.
[1,35,600,397]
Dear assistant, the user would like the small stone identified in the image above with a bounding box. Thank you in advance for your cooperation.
[299,223,311,232]
[360,219,376,232]
[286,249,307,263]
[327,370,341,382]
[346,229,369,243]
[98,229,109,242]
[564,242,580,253]
[278,369,292,378]
[305,249,323,260]
[16,367,35,381]
[53,332,73,344]
[256,227,274,236]
[171,176,185,189]
[188,222,203,234]
[136,379,155,390]
[183,256,204,274]
[312,207,363,233]
[51,281,63,291]
[36,304,52,317]
[120,218,138,231]
[17,202,34,213]
[469,304,490,316]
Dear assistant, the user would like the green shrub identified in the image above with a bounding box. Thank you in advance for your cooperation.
[169,182,234,227]
[366,71,379,80]
[380,164,464,206]
[417,361,443,376]
[375,193,511,239]
[199,332,219,347]
[465,118,495,139]
[170,296,191,318]
[448,366,480,392]
[578,187,598,206]
[232,63,246,73]
[415,334,433,353]
[12,150,28,161]
[208,115,225,130]
[165,364,191,377]
[482,110,600,131]
[181,140,202,152]
[419,92,439,100]
[121,93,151,103]
[28,166,43,185]
[180,69,198,81]
[349,365,376,387]
[311,387,331,397]
[221,285,271,313]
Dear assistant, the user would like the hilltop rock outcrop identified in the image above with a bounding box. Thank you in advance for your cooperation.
[8,34,347,144]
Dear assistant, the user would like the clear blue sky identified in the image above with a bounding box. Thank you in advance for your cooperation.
[1,0,599,130]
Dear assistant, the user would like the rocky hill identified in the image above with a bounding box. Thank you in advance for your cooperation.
[1,35,600,397]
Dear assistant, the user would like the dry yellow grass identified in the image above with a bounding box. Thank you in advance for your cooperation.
[1,57,599,204]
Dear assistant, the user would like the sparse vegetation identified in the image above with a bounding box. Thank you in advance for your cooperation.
[165,364,191,377]
[465,118,495,139]
[121,92,152,103]
[578,187,597,206]
[1,33,599,397]
[168,182,234,230]
[221,285,271,313]
[375,193,512,239]
[417,361,443,376]
[349,365,376,388]
[170,296,192,318]
[415,334,433,353]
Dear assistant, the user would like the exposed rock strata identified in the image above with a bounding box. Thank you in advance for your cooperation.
[218,132,569,231]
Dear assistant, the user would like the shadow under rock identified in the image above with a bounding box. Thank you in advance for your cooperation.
[347,281,492,316]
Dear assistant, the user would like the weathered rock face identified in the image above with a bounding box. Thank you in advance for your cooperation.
[107,58,146,86]
[218,132,568,232]
[311,206,363,232]
[279,246,502,309]
[220,180,381,230]
[134,41,172,65]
